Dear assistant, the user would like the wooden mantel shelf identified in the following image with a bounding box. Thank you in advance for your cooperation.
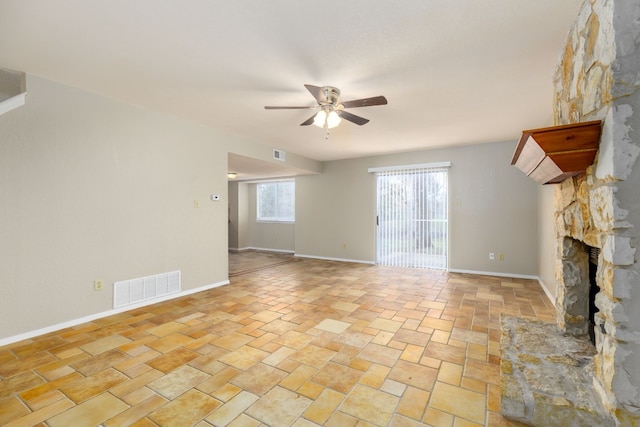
[511,120,602,184]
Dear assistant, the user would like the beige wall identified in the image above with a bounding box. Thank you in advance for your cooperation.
[538,184,558,298]
[228,181,240,249]
[296,141,540,276]
[0,75,235,339]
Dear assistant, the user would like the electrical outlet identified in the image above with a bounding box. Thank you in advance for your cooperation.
[343,243,347,249]
[489,252,495,260]
[194,200,200,208]
[94,279,103,291]
[498,253,504,261]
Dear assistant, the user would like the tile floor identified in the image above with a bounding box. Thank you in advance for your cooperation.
[0,257,553,426]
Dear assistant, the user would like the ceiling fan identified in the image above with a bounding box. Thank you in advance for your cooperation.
[264,84,387,129]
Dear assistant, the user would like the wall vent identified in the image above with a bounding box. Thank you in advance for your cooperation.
[273,149,285,161]
[113,270,180,309]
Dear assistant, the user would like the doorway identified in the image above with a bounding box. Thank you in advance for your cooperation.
[375,165,448,269]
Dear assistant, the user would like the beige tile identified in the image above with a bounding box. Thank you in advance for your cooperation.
[47,393,128,427]
[369,318,403,333]
[109,368,164,398]
[103,394,167,427]
[388,360,438,391]
[291,344,336,368]
[79,335,132,355]
[420,317,454,332]
[246,386,312,426]
[303,388,344,424]
[214,332,254,351]
[149,389,221,427]
[341,384,399,427]
[59,367,128,403]
[331,302,361,313]
[380,378,407,396]
[212,383,243,402]
[400,344,425,363]
[359,343,402,367]
[147,321,187,337]
[147,347,199,373]
[148,365,211,399]
[423,407,454,427]
[218,344,269,369]
[261,346,294,367]
[146,333,194,353]
[188,349,230,374]
[429,382,486,425]
[227,413,262,427]
[325,411,359,427]
[437,361,463,386]
[316,318,352,333]
[230,363,288,395]
[464,358,500,386]
[360,363,391,388]
[298,381,325,399]
[396,386,430,420]
[197,367,241,394]
[280,364,318,391]
[23,389,67,411]
[311,362,362,394]
[206,391,259,427]
[0,397,30,425]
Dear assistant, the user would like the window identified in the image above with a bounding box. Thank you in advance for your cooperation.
[257,180,295,222]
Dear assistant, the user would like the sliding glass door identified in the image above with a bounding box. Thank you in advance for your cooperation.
[376,166,448,269]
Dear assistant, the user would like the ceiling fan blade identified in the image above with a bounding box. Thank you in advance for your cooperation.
[337,110,370,125]
[341,96,388,109]
[264,106,315,109]
[304,84,327,104]
[300,115,316,126]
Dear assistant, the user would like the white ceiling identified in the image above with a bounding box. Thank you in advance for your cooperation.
[0,0,584,178]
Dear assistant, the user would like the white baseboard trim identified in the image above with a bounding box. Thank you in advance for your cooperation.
[447,268,538,280]
[537,278,556,305]
[294,254,376,265]
[0,279,230,347]
[229,247,295,254]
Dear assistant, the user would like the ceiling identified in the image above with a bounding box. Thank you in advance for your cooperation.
[0,0,584,179]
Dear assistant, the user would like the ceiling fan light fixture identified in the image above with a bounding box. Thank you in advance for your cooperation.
[327,111,341,128]
[313,109,341,129]
[313,110,326,127]
[227,172,237,179]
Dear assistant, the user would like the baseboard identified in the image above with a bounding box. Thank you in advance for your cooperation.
[0,279,230,347]
[537,278,556,305]
[294,254,376,265]
[447,268,539,280]
[229,247,294,254]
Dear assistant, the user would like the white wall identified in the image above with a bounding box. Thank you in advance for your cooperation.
[296,141,540,276]
[0,75,234,339]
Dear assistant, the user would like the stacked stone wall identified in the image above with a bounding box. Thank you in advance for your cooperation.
[553,0,640,420]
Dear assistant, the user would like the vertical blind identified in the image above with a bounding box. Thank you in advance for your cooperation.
[375,166,448,269]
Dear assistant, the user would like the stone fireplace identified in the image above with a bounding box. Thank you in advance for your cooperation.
[502,0,640,425]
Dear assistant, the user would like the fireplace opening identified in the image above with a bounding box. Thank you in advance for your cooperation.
[588,245,600,345]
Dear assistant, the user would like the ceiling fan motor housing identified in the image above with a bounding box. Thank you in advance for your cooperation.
[321,86,341,107]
